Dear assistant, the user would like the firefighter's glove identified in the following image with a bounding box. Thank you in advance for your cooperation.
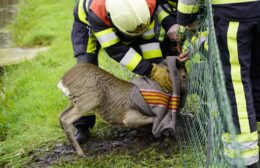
[149,64,172,92]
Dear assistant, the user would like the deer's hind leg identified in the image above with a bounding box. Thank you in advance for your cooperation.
[123,109,154,128]
[59,104,97,157]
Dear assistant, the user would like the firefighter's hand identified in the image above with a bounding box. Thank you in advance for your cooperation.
[177,51,189,63]
[167,24,181,41]
[149,64,172,92]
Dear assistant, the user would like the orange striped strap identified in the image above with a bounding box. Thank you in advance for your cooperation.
[141,89,170,106]
[168,95,180,112]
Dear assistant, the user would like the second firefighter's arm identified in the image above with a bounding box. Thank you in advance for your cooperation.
[156,3,178,32]
[177,0,201,26]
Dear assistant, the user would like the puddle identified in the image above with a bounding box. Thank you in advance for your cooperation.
[0,0,19,48]
[0,47,48,66]
[0,1,49,66]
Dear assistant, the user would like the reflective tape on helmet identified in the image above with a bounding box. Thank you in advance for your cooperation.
[94,28,120,48]
[177,0,200,14]
[120,48,142,71]
[140,42,162,59]
[142,20,155,40]
[156,6,170,23]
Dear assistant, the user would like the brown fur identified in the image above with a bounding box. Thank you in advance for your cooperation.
[177,62,188,107]
[58,63,154,156]
[58,62,188,156]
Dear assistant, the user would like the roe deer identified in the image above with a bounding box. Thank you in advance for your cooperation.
[58,60,187,157]
[58,63,155,156]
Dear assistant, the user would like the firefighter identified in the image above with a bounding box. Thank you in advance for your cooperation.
[176,0,260,167]
[71,0,180,144]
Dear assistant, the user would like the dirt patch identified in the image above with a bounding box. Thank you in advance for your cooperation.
[29,127,178,167]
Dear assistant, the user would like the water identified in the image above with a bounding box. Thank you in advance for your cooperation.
[0,0,48,66]
[0,0,19,48]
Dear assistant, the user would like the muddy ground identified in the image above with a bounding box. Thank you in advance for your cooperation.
[28,127,179,167]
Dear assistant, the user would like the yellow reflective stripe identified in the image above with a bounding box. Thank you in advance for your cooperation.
[226,154,259,166]
[142,34,155,40]
[222,131,259,163]
[257,122,260,132]
[86,33,97,53]
[143,50,163,59]
[222,131,258,143]
[140,43,162,59]
[101,38,120,48]
[120,48,142,71]
[177,1,200,14]
[95,28,116,37]
[224,146,259,159]
[204,41,208,51]
[168,1,177,9]
[156,6,169,23]
[142,21,155,40]
[95,28,120,48]
[224,141,258,152]
[191,36,197,43]
[191,30,208,48]
[199,30,209,38]
[227,21,250,133]
[78,0,88,24]
[212,0,257,5]
[140,42,160,52]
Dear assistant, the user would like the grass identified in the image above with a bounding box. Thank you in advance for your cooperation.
[0,0,184,167]
[0,0,75,166]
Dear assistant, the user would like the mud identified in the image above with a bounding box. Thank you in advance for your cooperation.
[29,128,178,167]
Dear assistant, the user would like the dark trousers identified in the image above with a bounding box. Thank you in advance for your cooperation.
[214,17,260,165]
[214,18,260,133]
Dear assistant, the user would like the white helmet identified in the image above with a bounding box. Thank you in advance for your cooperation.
[106,0,151,36]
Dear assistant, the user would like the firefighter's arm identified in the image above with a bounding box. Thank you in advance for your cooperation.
[71,4,89,60]
[88,11,153,76]
[88,12,172,91]
[177,0,200,26]
[156,4,177,32]
[155,3,185,43]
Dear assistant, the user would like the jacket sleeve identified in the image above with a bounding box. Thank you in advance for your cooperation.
[155,4,177,32]
[71,4,89,58]
[88,11,153,76]
[177,0,200,26]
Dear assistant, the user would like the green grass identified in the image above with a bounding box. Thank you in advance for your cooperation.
[0,0,184,167]
[0,0,76,166]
